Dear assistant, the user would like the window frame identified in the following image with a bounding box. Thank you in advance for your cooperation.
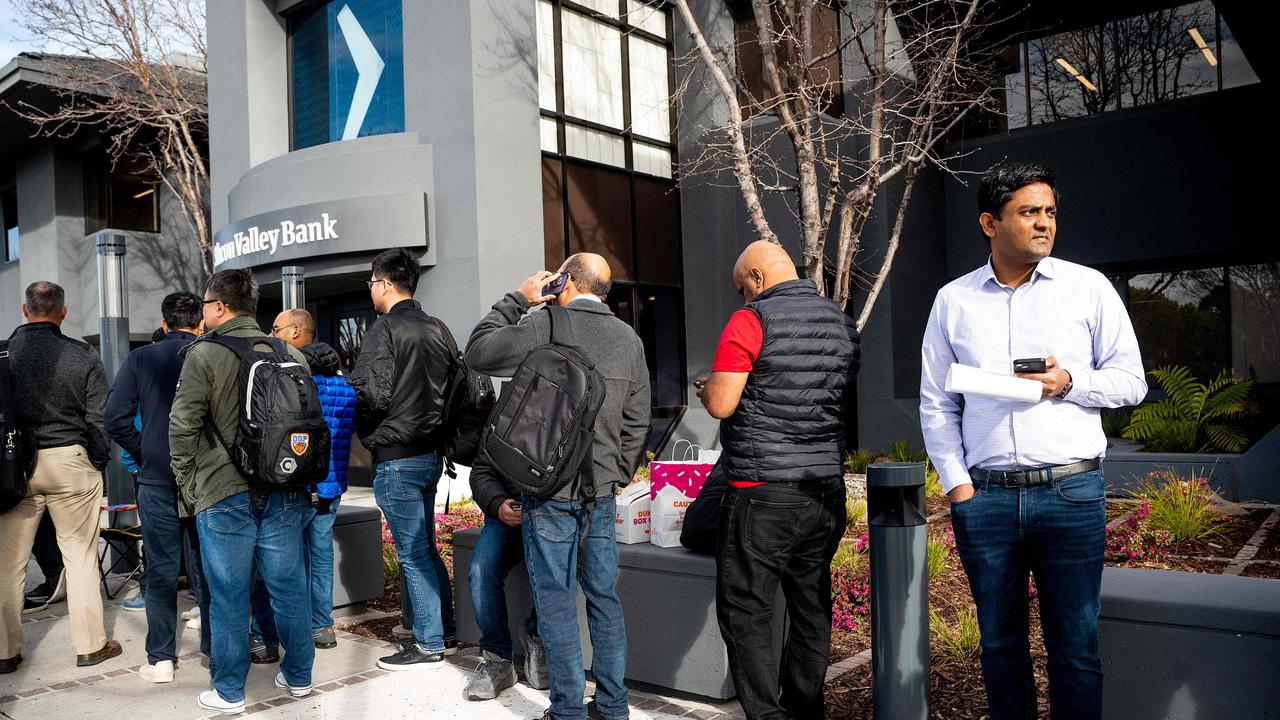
[1,186,17,264]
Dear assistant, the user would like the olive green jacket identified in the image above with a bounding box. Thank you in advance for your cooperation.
[169,316,309,517]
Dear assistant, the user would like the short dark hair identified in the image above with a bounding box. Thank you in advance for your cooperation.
[371,248,421,294]
[161,291,203,330]
[561,255,612,298]
[205,269,259,316]
[977,162,1058,219]
[25,281,65,317]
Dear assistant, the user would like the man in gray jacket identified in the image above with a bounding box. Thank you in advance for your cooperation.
[466,253,650,720]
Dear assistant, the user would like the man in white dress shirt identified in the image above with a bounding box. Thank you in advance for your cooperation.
[920,162,1147,720]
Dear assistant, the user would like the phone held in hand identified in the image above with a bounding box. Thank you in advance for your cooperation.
[1013,357,1047,374]
[692,378,707,390]
[510,501,522,511]
[541,272,568,297]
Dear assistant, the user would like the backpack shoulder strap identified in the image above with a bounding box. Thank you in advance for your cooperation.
[205,334,255,359]
[547,305,577,349]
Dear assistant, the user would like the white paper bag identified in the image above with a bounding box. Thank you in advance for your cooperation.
[649,441,713,548]
[615,480,651,544]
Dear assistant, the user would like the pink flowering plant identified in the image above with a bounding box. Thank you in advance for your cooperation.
[434,501,485,576]
[381,520,399,586]
[1105,498,1175,562]
[830,535,872,633]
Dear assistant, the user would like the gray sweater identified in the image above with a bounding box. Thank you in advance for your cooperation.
[8,321,109,468]
[465,293,651,499]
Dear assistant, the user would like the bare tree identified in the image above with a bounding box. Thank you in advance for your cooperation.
[673,0,1004,330]
[8,0,211,275]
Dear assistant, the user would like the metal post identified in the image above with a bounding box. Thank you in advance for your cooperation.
[282,265,305,310]
[96,233,132,508]
[868,461,930,719]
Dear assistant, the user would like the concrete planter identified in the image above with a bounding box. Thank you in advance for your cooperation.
[1102,442,1242,500]
[1099,568,1280,720]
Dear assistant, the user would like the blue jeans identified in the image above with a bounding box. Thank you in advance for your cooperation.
[196,490,314,703]
[951,470,1107,720]
[469,517,538,662]
[137,483,210,663]
[374,453,454,652]
[522,495,627,720]
[252,496,342,643]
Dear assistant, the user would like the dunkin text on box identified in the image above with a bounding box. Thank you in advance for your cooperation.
[214,213,337,267]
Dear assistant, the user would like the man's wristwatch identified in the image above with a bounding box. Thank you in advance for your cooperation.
[1055,371,1074,399]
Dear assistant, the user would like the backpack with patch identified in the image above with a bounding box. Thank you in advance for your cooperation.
[204,336,331,488]
[430,317,496,476]
[481,305,605,499]
[0,337,36,513]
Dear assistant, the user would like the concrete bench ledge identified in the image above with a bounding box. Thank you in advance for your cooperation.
[334,503,381,526]
[1102,568,1280,636]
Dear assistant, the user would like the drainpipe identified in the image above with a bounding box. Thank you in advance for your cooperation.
[96,232,132,508]
[282,265,305,310]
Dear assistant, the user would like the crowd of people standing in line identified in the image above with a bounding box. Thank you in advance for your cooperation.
[0,161,1144,720]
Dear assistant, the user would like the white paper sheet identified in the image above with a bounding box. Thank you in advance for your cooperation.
[945,363,1043,403]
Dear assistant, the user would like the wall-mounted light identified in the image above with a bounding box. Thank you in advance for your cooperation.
[1056,57,1098,92]
[1188,28,1218,67]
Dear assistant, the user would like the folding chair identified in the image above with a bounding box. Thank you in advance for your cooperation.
[99,503,144,600]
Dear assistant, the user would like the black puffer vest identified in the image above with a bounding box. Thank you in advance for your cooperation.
[720,279,860,484]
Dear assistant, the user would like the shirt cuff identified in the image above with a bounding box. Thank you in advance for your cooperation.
[937,459,972,494]
[1065,367,1091,405]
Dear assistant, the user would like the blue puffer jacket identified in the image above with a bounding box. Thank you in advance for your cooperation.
[301,342,356,499]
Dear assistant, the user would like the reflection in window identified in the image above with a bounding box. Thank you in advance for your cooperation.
[2,189,16,262]
[1230,264,1280,383]
[1124,270,1228,382]
[1115,2,1217,109]
[84,154,160,235]
[335,312,368,373]
[561,9,624,129]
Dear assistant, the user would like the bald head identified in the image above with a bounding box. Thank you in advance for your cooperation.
[559,253,612,299]
[733,240,799,302]
[271,308,316,348]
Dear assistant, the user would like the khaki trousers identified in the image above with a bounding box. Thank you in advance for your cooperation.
[0,445,107,657]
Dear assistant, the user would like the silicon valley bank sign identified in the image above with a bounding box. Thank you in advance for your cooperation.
[212,193,428,271]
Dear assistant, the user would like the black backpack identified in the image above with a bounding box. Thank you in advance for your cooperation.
[203,336,331,488]
[0,338,36,513]
[482,306,605,499]
[430,317,496,476]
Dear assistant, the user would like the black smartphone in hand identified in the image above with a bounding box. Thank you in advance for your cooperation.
[1013,357,1047,374]
[541,272,568,297]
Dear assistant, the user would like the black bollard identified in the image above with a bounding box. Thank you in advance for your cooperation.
[868,461,930,719]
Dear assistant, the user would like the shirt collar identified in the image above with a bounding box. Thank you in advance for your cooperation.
[981,255,1058,289]
[572,294,603,304]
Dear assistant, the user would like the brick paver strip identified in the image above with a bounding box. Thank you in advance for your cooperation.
[361,668,389,679]
[50,681,79,690]
[267,696,299,706]
[1225,508,1280,575]
[79,674,105,682]
[0,695,18,704]
[18,688,49,698]
[104,668,132,677]
[180,651,203,660]
[245,702,271,713]
[316,682,344,692]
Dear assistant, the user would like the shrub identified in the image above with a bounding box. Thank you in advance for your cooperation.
[888,440,928,463]
[926,526,956,580]
[1101,406,1134,439]
[846,497,868,526]
[1135,470,1232,544]
[930,605,982,660]
[845,449,875,475]
[831,562,871,632]
[1105,498,1175,562]
[924,464,943,499]
[381,521,399,587]
[1123,366,1254,453]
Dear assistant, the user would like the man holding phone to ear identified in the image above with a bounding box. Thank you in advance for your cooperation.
[919,163,1146,720]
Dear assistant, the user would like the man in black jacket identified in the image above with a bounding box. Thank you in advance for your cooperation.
[1,282,123,673]
[104,292,208,683]
[349,248,456,671]
[462,447,546,701]
[697,241,860,720]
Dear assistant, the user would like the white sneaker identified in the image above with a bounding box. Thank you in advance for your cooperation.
[138,660,175,683]
[197,690,244,715]
[186,616,201,631]
[181,606,200,621]
[274,672,312,698]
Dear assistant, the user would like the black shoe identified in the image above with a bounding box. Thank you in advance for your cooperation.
[444,638,458,657]
[22,595,49,615]
[0,654,21,674]
[376,644,445,671]
[249,637,279,664]
[587,699,624,720]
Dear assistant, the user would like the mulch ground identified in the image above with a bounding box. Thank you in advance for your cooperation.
[1255,513,1280,561]
[1240,561,1280,579]
[1165,508,1271,558]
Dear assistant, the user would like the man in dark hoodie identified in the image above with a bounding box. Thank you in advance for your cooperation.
[247,308,356,655]
[104,292,209,683]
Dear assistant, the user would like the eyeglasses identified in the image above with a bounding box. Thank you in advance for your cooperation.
[201,298,221,306]
[271,324,298,335]
[365,278,388,290]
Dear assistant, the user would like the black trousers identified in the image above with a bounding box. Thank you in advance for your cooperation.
[29,513,64,593]
[716,479,846,720]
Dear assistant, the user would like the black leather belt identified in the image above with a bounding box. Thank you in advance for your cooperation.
[969,458,1100,488]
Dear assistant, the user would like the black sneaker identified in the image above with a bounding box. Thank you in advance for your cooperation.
[444,638,458,657]
[376,644,445,671]
[587,699,625,720]
[249,636,279,664]
[22,595,49,615]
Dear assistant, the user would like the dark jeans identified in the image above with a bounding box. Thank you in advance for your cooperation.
[252,496,342,643]
[523,495,627,720]
[374,452,454,652]
[468,517,537,662]
[196,490,313,704]
[137,483,210,663]
[30,513,64,592]
[951,470,1107,720]
[716,479,845,720]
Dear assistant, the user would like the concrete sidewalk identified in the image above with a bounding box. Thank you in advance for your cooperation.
[2,581,737,720]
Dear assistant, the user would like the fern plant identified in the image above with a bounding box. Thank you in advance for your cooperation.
[1123,366,1253,453]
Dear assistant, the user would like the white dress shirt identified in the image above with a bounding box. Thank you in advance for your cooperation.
[919,256,1148,493]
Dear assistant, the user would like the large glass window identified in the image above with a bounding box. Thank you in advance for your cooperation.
[1002,1,1257,130]
[84,154,160,235]
[2,188,16,262]
[290,0,405,150]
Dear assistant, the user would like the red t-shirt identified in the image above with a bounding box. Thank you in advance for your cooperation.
[711,310,766,488]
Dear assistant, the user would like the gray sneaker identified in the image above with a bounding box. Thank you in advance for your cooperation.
[464,651,517,701]
[522,630,549,690]
[313,627,337,649]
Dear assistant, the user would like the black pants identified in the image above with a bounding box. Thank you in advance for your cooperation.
[716,479,846,720]
[29,513,64,594]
